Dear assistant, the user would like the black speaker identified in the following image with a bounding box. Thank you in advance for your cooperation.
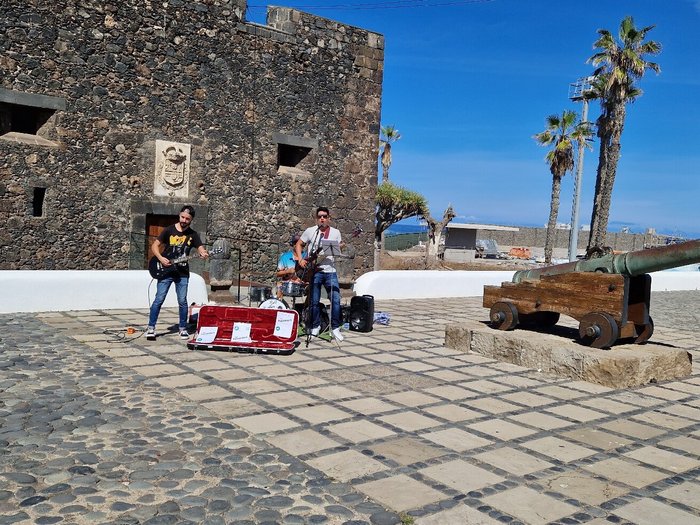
[349,295,374,332]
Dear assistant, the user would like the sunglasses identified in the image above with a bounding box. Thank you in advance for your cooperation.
[317,214,329,218]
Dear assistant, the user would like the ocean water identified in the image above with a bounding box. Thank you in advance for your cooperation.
[386,223,425,235]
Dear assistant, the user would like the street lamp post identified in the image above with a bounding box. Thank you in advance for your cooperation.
[568,77,593,261]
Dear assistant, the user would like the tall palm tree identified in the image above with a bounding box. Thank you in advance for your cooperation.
[587,16,661,250]
[534,110,592,264]
[379,125,401,183]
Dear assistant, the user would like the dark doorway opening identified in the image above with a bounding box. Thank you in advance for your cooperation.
[145,214,177,268]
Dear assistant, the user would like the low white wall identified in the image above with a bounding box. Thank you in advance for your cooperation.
[353,270,515,300]
[650,270,700,291]
[353,270,700,300]
[0,271,209,314]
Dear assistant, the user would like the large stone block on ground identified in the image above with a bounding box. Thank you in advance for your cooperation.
[445,320,691,388]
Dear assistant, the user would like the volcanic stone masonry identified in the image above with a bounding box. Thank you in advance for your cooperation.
[0,0,384,286]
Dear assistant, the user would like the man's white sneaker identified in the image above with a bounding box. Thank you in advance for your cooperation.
[310,327,320,336]
[332,328,344,341]
[146,327,156,341]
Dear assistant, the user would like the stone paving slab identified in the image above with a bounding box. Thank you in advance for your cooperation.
[1,290,699,525]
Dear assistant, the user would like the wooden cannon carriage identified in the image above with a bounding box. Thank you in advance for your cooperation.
[483,240,700,348]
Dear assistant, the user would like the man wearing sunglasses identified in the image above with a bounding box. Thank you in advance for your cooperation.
[295,206,344,341]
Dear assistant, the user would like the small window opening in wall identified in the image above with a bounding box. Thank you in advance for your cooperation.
[0,102,55,136]
[277,143,311,168]
[32,187,47,217]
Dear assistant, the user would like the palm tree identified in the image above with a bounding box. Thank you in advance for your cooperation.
[379,125,401,183]
[534,110,593,264]
[586,16,661,250]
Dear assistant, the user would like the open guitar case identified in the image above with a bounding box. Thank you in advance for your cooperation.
[187,305,300,355]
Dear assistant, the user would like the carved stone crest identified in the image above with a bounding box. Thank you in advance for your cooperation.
[154,140,191,197]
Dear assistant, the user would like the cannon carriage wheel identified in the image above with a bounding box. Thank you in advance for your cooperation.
[489,302,519,331]
[578,312,619,349]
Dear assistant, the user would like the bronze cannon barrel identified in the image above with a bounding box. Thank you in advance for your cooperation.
[513,239,700,283]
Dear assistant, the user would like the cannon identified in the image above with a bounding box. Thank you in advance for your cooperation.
[483,240,700,348]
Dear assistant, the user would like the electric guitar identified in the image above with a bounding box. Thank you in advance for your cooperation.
[295,244,323,284]
[148,247,222,280]
[295,227,360,283]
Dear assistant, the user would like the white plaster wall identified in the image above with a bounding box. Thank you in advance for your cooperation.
[353,270,515,300]
[0,271,209,314]
[353,270,700,300]
[650,271,700,291]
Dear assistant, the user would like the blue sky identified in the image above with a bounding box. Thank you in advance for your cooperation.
[248,0,700,239]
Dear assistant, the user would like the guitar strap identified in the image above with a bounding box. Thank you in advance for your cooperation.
[299,228,320,280]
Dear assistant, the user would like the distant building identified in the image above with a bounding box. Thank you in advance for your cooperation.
[443,223,519,262]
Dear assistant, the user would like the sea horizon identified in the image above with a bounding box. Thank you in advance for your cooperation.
[386,220,699,240]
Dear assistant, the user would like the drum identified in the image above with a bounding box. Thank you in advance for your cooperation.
[259,298,290,310]
[280,280,305,297]
[250,286,272,303]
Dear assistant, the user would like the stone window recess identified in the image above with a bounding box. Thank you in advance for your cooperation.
[0,88,66,147]
[32,187,47,217]
[273,132,318,169]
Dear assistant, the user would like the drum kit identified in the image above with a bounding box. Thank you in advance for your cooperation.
[280,280,305,298]
[249,286,272,303]
[249,279,306,310]
[259,298,289,310]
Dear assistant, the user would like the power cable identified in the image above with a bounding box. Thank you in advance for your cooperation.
[101,326,148,343]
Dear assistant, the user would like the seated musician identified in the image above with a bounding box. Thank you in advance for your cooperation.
[275,233,304,299]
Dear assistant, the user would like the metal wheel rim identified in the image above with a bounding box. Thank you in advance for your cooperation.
[579,312,619,349]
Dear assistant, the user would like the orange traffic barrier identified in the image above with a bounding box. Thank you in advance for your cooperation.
[508,247,531,259]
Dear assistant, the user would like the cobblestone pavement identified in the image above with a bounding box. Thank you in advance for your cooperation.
[1,290,700,525]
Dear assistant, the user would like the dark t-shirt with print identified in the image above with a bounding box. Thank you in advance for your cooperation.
[157,224,203,277]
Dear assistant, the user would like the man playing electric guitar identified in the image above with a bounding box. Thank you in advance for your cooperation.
[295,206,344,341]
[146,205,208,341]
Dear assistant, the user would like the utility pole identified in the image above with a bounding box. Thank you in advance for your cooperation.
[567,77,593,261]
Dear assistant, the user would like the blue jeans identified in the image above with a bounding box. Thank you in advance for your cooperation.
[310,271,341,330]
[148,274,189,329]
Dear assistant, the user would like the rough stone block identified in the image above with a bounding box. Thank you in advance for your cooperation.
[445,320,692,388]
[209,259,233,287]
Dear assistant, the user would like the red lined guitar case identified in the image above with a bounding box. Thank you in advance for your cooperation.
[187,305,299,355]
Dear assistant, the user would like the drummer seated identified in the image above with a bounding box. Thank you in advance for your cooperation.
[276,233,305,299]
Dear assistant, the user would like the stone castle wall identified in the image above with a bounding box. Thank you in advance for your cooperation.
[0,0,383,284]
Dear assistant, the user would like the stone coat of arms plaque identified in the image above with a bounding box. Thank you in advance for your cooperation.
[154,140,191,197]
